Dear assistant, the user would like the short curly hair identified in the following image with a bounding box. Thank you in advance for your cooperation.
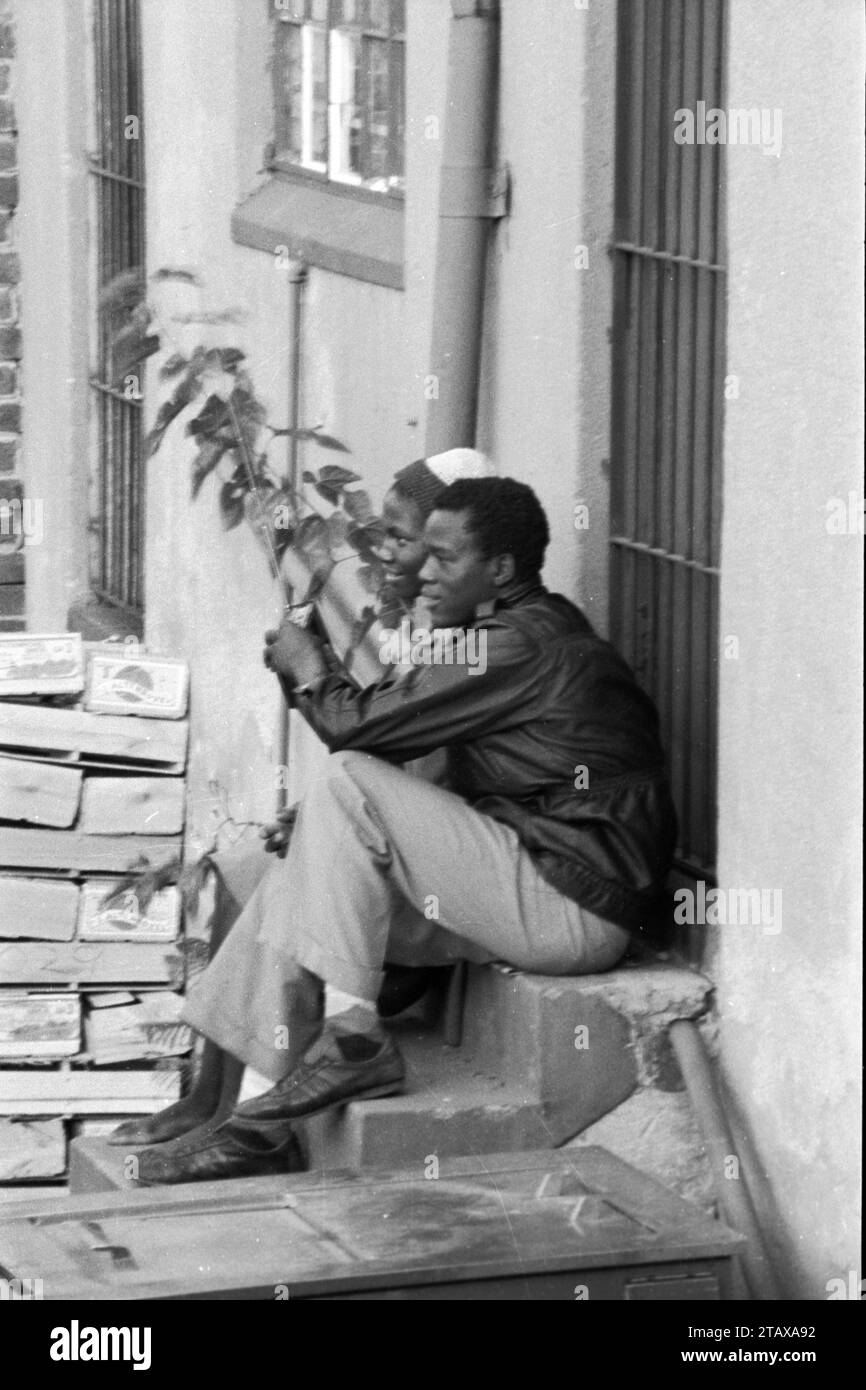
[431,477,550,582]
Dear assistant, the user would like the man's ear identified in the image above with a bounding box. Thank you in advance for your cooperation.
[491,552,516,587]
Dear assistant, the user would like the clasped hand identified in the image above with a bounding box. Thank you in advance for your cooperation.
[263,613,328,688]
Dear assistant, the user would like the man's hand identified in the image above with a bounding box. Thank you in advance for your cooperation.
[260,806,297,858]
[263,614,329,688]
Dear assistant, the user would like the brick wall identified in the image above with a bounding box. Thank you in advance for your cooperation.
[0,3,23,631]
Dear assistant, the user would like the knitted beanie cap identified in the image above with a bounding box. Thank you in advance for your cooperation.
[393,448,496,519]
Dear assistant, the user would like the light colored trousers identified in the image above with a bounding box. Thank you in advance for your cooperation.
[182,751,629,1081]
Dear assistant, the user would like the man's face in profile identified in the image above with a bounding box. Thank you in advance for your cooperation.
[420,509,501,628]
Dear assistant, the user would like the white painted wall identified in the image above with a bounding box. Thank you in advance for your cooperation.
[717,0,863,1298]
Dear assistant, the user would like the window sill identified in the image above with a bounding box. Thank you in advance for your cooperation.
[231,170,404,291]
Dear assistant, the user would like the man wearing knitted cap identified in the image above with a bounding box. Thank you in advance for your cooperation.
[130,475,676,1183]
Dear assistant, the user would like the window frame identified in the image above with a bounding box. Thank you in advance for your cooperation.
[270,0,406,200]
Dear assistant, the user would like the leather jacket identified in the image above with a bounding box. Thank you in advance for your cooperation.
[294,579,678,932]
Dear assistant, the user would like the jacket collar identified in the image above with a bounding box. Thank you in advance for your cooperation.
[474,576,546,622]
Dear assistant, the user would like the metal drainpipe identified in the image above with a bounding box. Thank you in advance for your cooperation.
[276,262,307,814]
[669,1019,783,1300]
[424,0,502,456]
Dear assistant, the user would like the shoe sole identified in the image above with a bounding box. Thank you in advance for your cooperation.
[235,1077,406,1125]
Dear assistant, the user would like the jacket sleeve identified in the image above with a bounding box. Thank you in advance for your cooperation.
[292,621,540,761]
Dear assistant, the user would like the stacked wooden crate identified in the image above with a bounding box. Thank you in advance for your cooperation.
[0,634,192,1183]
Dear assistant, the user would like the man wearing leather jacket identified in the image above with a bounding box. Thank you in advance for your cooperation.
[134,476,677,1183]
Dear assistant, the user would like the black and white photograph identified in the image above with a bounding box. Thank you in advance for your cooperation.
[0,0,861,1339]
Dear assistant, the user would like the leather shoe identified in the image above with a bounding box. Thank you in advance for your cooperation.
[232,1020,405,1124]
[131,1118,305,1186]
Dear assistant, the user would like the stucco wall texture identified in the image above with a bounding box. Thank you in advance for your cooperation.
[716,0,863,1298]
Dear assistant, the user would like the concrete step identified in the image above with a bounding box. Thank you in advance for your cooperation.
[68,959,715,1195]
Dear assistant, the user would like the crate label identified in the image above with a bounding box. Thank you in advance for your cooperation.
[78,883,180,942]
[85,654,189,719]
[0,634,85,696]
[0,993,81,1055]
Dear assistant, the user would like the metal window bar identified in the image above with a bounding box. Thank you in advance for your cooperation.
[610,0,727,879]
[89,0,146,613]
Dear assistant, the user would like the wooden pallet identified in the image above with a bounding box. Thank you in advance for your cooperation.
[0,1066,182,1116]
[0,941,183,989]
[0,877,80,940]
[0,757,83,827]
[0,827,182,873]
[78,776,185,835]
[0,1117,67,1180]
[0,704,188,771]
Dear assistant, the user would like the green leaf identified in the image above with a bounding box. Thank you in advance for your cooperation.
[318,464,360,486]
[313,481,343,506]
[98,267,147,316]
[109,324,160,385]
[357,562,385,596]
[310,432,351,454]
[219,347,246,372]
[159,353,189,380]
[188,394,231,439]
[146,368,202,457]
[151,266,202,286]
[191,438,233,499]
[219,479,247,530]
[326,511,349,548]
[295,515,329,551]
[342,489,374,524]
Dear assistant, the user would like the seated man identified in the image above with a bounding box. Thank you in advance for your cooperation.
[135,477,677,1184]
[111,448,493,1152]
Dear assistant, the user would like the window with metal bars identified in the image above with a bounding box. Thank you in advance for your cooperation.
[272,0,405,194]
[609,0,727,880]
[88,0,146,615]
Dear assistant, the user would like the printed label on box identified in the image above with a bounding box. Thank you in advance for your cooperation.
[0,634,85,697]
[78,883,181,942]
[85,654,189,719]
[0,993,81,1057]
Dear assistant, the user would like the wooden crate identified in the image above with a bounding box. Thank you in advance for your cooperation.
[0,940,183,989]
[0,1065,182,1116]
[79,776,185,836]
[0,1148,745,1300]
[0,634,84,698]
[0,756,83,828]
[84,993,192,1065]
[0,704,188,771]
[78,882,180,943]
[0,993,81,1058]
[85,652,189,719]
[0,1118,67,1181]
[0,827,182,873]
[0,877,80,941]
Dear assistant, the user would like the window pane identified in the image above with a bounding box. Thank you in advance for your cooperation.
[275,23,304,162]
[368,0,389,33]
[329,28,362,180]
[365,36,390,179]
[310,26,328,165]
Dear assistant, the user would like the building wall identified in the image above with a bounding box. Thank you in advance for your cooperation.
[0,1,24,630]
[716,0,863,1298]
